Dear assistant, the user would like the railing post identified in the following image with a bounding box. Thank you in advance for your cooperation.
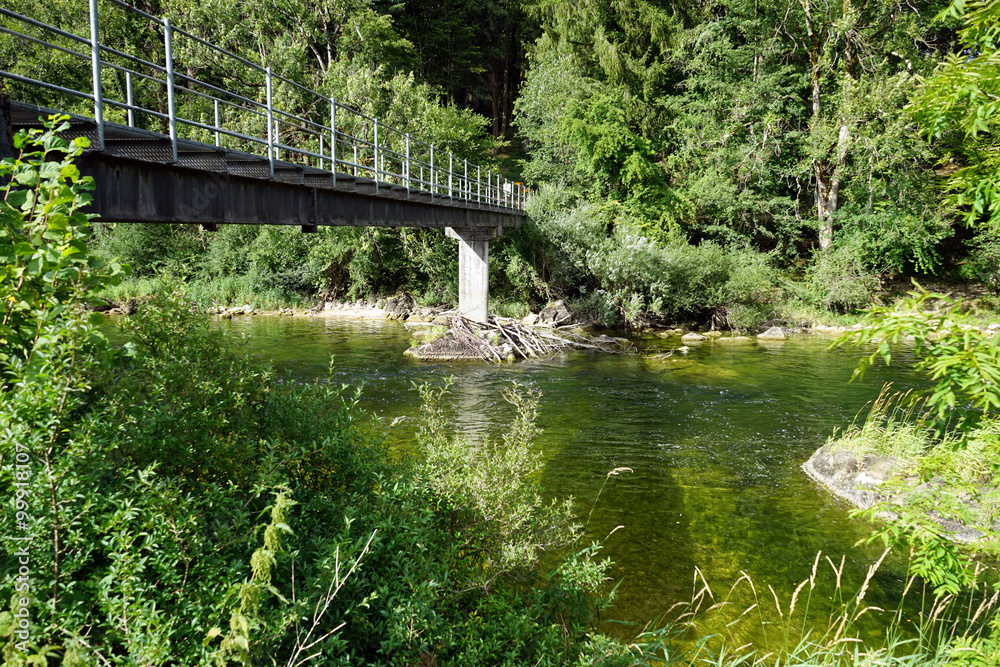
[88,0,104,150]
[265,66,274,177]
[353,145,358,177]
[464,159,468,203]
[487,171,492,207]
[405,133,410,198]
[448,153,453,200]
[373,119,379,194]
[477,165,481,205]
[164,17,178,163]
[430,143,435,203]
[213,98,220,147]
[330,97,337,187]
[125,72,134,128]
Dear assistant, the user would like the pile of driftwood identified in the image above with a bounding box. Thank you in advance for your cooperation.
[407,316,633,363]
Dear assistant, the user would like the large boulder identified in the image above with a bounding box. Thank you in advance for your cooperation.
[537,300,572,327]
[385,292,417,320]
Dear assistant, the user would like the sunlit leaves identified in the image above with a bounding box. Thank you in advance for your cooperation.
[0,115,127,367]
[910,1,1000,228]
[836,284,1000,432]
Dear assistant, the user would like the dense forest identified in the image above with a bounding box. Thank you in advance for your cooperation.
[3,0,998,327]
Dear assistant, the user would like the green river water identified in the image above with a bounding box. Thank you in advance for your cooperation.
[203,314,928,648]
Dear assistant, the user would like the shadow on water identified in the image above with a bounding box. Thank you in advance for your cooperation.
[123,315,930,648]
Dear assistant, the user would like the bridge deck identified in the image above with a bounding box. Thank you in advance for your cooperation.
[7,101,524,230]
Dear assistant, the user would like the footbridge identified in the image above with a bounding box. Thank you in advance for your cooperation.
[0,0,527,322]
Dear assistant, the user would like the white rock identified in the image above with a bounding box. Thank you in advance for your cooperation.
[757,326,786,340]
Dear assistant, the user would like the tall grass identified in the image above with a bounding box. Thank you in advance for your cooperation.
[829,386,933,464]
[627,548,999,666]
[824,384,1000,537]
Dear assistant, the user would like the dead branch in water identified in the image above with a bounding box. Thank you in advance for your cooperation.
[415,316,634,363]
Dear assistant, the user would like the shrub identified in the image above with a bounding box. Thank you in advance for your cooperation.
[523,187,784,326]
[807,242,882,313]
[959,228,1000,294]
[94,222,204,277]
[0,115,125,366]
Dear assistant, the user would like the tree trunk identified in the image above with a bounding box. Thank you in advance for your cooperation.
[490,61,501,139]
[815,123,850,250]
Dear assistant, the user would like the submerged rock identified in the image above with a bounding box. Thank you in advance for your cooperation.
[714,336,752,344]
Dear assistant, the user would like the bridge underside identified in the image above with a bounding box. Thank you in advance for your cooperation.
[78,152,515,231]
[2,99,524,322]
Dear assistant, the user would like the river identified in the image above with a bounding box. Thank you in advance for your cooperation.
[205,314,927,648]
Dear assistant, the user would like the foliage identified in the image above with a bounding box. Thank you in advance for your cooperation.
[414,380,579,579]
[959,227,1000,295]
[0,116,126,366]
[517,0,952,263]
[93,222,205,278]
[830,283,1000,660]
[806,242,883,313]
[522,185,784,326]
[836,285,1000,431]
[910,0,1000,228]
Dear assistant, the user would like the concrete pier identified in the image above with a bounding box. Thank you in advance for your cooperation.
[446,226,503,323]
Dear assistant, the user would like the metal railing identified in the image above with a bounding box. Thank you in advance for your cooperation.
[0,0,527,211]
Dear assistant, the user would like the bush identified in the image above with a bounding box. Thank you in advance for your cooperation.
[806,242,882,313]
[959,228,1000,294]
[0,116,125,366]
[521,186,784,326]
[94,222,205,277]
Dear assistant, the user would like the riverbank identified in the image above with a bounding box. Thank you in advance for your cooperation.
[802,443,998,544]
[97,275,1000,336]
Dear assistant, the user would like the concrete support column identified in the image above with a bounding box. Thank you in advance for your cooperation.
[446,226,503,323]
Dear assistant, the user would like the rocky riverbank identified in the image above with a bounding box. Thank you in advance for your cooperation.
[803,445,999,543]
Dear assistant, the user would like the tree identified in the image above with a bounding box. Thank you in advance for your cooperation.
[517,0,952,260]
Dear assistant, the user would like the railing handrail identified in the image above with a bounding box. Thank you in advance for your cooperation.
[0,0,528,211]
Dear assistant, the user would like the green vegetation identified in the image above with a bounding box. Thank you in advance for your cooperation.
[817,287,1000,662]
